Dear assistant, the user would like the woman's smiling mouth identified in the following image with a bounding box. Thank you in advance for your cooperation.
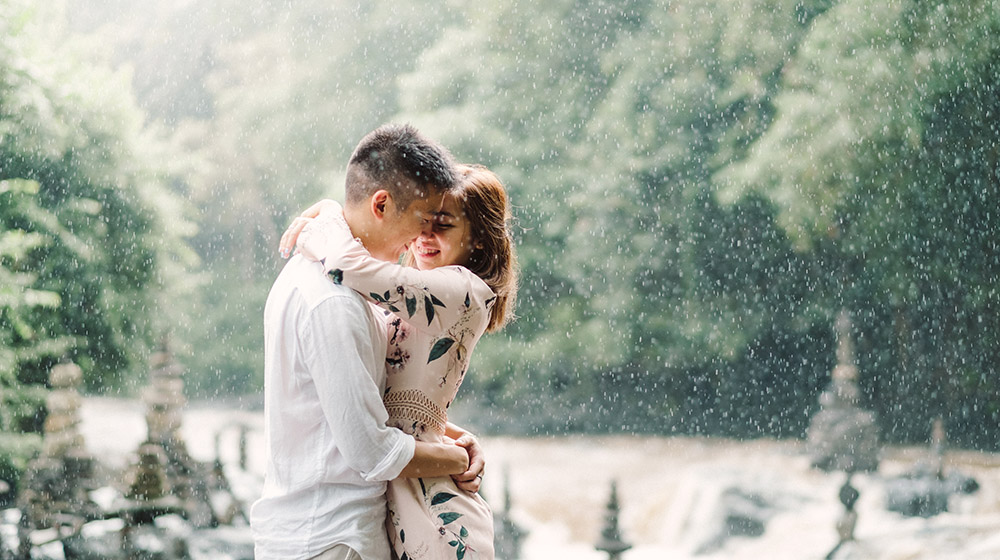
[415,245,440,258]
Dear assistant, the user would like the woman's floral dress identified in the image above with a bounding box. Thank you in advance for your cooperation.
[299,208,496,560]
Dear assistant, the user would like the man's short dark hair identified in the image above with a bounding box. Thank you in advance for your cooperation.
[345,123,457,211]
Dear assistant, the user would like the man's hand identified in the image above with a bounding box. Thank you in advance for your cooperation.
[451,432,485,493]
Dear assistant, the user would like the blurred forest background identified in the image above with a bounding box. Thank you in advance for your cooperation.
[2,0,998,485]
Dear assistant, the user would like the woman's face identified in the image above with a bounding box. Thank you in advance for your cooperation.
[411,194,476,270]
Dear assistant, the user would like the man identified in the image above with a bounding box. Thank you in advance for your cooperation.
[251,124,483,560]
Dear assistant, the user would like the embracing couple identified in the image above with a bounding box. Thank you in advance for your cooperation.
[250,124,518,560]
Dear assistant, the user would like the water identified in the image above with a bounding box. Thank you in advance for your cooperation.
[76,398,1000,559]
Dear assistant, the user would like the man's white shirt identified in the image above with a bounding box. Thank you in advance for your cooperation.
[251,255,416,560]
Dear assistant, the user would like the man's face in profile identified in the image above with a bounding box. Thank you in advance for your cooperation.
[376,188,444,261]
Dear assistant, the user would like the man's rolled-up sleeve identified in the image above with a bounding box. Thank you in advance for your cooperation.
[300,294,415,481]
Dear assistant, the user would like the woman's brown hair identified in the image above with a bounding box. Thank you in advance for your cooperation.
[404,164,518,331]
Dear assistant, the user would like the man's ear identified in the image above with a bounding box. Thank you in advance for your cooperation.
[370,190,391,220]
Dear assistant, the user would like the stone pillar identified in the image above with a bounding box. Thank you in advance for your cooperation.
[493,466,525,559]
[125,443,169,502]
[43,362,89,462]
[133,341,229,528]
[808,311,880,559]
[144,344,187,446]
[806,310,880,473]
[136,342,201,517]
[17,361,96,530]
[595,480,631,560]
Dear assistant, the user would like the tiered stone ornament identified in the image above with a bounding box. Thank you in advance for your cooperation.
[595,480,631,560]
[493,466,525,559]
[806,310,879,473]
[17,361,98,530]
[144,344,188,444]
[132,342,216,527]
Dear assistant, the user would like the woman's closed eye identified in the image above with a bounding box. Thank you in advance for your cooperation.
[432,215,457,231]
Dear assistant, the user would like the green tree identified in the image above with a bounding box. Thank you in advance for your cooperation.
[0,179,65,489]
[718,0,1000,446]
[400,0,838,436]
[1,0,193,485]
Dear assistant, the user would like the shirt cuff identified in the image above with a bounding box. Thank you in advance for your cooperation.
[361,429,416,482]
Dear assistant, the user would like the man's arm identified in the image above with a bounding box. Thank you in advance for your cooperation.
[304,293,417,481]
[305,290,474,482]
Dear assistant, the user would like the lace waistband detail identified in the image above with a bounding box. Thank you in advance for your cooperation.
[384,389,447,435]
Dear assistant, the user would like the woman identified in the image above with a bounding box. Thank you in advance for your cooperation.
[281,164,518,560]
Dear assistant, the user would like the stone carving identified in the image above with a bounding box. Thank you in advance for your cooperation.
[493,465,525,559]
[17,361,99,531]
[807,310,879,473]
[595,480,631,560]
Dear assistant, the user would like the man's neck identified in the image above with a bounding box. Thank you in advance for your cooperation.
[343,203,392,261]
[342,204,369,246]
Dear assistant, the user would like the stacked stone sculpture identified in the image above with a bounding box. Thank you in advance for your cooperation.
[493,466,525,559]
[17,361,98,531]
[807,310,880,473]
[134,342,218,527]
[595,480,631,560]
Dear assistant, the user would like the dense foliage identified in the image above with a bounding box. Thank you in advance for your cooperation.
[0,0,192,487]
[5,0,997,454]
[394,0,1000,447]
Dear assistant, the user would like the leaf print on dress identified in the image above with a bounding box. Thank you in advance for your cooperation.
[426,482,477,559]
[430,292,482,387]
[428,338,455,363]
[362,281,448,328]
[327,268,344,284]
[423,293,446,325]
[370,287,404,313]
[431,492,457,506]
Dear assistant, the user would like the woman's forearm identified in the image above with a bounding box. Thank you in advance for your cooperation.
[398,440,469,478]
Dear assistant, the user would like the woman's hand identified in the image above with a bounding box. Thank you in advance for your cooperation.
[278,199,342,258]
[450,431,485,494]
